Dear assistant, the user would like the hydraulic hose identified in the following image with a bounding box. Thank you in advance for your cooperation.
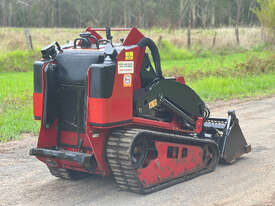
[137,38,163,79]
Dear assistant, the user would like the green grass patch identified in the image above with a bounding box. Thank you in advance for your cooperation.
[0,72,40,142]
[190,74,275,101]
[185,54,275,80]
[162,50,273,75]
[158,40,194,60]
[157,40,273,78]
[0,50,40,73]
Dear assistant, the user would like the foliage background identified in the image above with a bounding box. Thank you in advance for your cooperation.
[1,0,260,28]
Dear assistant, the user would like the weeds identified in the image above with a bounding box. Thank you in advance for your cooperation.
[0,50,40,73]
[0,27,268,52]
[162,50,273,77]
[190,74,275,101]
[158,40,194,60]
[184,55,275,81]
[0,72,40,142]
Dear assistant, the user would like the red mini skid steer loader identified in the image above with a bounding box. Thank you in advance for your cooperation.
[30,27,251,193]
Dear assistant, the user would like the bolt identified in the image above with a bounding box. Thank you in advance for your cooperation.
[155,160,160,168]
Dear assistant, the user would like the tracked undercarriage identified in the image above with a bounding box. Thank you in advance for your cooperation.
[106,127,219,193]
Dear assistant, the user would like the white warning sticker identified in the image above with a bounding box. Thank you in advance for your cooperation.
[118,61,134,74]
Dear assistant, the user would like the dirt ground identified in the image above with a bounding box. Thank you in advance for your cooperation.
[1,96,275,206]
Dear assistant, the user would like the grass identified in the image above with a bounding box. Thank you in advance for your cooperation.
[162,50,273,74]
[0,27,274,141]
[190,74,275,101]
[0,27,269,52]
[0,72,40,142]
[0,50,40,73]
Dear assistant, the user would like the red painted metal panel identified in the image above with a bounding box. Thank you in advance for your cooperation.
[37,120,58,148]
[87,49,134,125]
[58,130,110,174]
[85,129,110,174]
[123,27,145,46]
[137,141,204,187]
[132,117,186,133]
[59,131,92,151]
[36,62,58,148]
[85,27,103,40]
[176,76,186,84]
[33,92,43,119]
[195,117,203,134]
[33,62,49,120]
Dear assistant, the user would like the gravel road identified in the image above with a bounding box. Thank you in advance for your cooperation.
[1,96,275,206]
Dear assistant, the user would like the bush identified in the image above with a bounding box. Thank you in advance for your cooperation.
[158,40,194,60]
[253,0,275,41]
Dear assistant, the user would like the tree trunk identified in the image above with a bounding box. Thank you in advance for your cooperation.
[2,0,6,26]
[202,8,207,28]
[57,0,61,27]
[123,2,127,27]
[235,0,241,45]
[261,27,265,41]
[78,14,81,28]
[188,7,191,49]
[8,1,12,26]
[128,8,131,26]
[178,0,184,28]
[192,4,196,28]
[28,5,32,27]
[108,6,113,26]
[142,1,145,28]
[211,3,215,27]
[51,4,55,27]
[138,8,143,28]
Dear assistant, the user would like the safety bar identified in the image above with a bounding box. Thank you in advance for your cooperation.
[30,148,97,171]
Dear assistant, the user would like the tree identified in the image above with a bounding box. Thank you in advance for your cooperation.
[235,0,241,45]
[253,0,275,40]
[0,0,262,28]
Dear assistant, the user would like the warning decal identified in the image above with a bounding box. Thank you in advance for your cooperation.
[125,51,134,60]
[118,61,134,74]
[149,99,158,109]
[123,74,132,87]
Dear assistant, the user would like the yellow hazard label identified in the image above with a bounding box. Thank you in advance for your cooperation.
[125,51,134,60]
[149,99,158,109]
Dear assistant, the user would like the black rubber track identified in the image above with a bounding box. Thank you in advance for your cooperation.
[106,127,219,194]
[48,167,90,180]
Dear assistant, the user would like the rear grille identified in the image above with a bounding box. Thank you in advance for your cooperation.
[56,84,87,132]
